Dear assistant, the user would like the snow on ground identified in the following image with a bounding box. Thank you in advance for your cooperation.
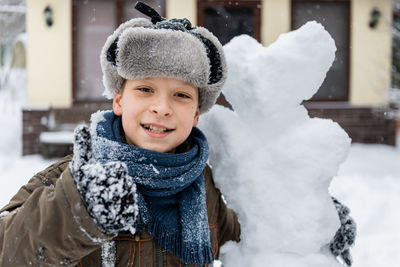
[1,136,399,267]
[0,154,55,205]
[330,142,400,267]
[0,68,56,206]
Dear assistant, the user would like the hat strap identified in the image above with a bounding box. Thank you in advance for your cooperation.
[134,2,164,24]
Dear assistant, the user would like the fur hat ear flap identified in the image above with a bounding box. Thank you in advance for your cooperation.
[196,35,223,85]
[106,37,119,67]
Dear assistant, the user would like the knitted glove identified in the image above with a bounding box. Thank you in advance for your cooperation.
[329,197,357,266]
[69,125,138,235]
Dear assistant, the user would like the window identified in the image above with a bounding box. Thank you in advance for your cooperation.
[72,0,165,103]
[292,0,350,101]
[198,0,261,45]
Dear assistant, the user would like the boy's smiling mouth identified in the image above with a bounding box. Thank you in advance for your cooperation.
[141,124,174,133]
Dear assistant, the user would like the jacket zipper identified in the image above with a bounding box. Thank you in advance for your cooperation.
[156,245,163,267]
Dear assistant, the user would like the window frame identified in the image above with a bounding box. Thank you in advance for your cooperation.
[197,0,262,43]
[291,0,351,102]
[71,0,166,104]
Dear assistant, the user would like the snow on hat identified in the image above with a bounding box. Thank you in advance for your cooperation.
[100,2,227,114]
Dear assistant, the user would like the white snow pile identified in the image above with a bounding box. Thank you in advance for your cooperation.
[0,58,54,205]
[199,21,352,267]
[0,68,26,155]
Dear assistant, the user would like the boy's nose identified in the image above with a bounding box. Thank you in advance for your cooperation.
[150,98,173,117]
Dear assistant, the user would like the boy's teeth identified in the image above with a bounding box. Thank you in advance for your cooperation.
[144,124,168,133]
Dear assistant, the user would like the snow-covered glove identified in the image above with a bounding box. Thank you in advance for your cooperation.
[329,197,357,266]
[69,125,138,235]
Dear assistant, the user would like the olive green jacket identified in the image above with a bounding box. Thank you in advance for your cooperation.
[0,155,240,266]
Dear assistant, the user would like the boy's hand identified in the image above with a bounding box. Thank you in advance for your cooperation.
[69,125,138,235]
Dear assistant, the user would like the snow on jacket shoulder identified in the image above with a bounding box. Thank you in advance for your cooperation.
[0,155,240,267]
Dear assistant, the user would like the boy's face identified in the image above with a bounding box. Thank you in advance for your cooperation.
[113,77,200,153]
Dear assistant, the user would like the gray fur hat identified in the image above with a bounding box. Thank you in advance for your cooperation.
[100,2,227,114]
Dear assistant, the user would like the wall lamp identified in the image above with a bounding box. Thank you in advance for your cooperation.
[369,8,381,29]
[44,6,53,27]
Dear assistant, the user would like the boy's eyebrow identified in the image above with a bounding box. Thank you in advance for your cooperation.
[175,85,196,90]
[128,80,156,88]
[141,79,196,90]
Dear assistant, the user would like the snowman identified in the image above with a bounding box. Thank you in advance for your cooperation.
[199,21,356,267]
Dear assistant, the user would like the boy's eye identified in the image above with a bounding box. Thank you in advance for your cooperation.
[175,93,190,99]
[137,87,153,93]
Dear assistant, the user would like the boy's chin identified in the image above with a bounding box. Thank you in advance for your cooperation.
[136,142,178,154]
[126,134,189,154]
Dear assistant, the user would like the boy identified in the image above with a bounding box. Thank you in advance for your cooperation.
[0,2,240,266]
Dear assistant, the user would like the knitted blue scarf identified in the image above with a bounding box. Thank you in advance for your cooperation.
[90,110,213,265]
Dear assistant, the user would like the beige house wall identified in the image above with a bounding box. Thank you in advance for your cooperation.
[350,0,392,106]
[26,0,72,108]
[166,0,197,24]
[261,0,291,46]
